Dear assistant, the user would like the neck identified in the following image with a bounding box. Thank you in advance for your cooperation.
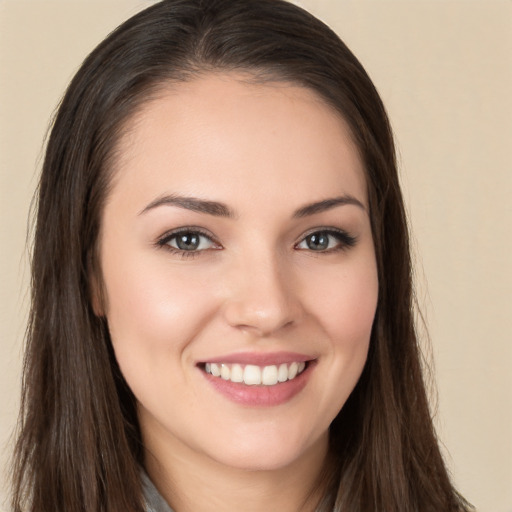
[143,428,329,512]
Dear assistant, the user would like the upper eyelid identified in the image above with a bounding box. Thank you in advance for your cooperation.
[294,227,358,249]
[157,226,220,246]
[295,226,353,241]
[156,225,355,248]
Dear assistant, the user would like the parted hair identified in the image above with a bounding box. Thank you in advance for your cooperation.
[12,1,472,511]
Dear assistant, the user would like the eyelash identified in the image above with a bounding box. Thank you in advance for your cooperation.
[156,227,220,259]
[295,228,357,253]
[156,227,357,258]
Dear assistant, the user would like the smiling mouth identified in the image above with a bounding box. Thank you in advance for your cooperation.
[202,361,308,386]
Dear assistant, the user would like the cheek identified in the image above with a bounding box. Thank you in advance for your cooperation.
[100,250,219,382]
[302,254,378,411]
[309,257,378,346]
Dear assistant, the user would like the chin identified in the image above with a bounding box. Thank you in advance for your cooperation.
[202,428,328,473]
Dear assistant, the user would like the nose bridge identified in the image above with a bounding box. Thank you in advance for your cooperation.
[223,244,300,335]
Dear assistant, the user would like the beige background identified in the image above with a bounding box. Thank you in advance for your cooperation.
[0,1,510,511]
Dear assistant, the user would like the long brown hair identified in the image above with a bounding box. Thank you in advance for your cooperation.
[12,1,472,511]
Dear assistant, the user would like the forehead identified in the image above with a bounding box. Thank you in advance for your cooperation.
[108,73,367,212]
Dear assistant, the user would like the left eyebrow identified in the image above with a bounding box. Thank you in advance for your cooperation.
[293,196,366,218]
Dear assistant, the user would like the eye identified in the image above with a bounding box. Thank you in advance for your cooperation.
[296,229,356,252]
[157,228,220,254]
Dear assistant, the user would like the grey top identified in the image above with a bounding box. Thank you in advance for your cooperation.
[141,471,175,512]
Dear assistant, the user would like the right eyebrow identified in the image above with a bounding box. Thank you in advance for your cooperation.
[138,194,236,218]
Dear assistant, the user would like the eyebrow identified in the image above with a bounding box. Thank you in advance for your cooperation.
[139,194,365,218]
[292,196,366,218]
[139,194,235,218]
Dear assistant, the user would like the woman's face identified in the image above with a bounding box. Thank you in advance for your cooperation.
[96,74,378,472]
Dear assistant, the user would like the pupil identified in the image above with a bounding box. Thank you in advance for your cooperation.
[308,233,329,250]
[177,233,199,250]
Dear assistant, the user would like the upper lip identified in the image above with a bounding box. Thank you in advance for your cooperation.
[198,351,315,366]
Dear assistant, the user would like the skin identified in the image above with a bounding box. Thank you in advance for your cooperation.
[95,73,378,512]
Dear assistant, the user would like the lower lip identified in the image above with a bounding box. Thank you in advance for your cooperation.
[200,363,314,407]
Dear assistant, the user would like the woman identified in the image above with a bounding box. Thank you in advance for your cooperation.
[12,0,473,511]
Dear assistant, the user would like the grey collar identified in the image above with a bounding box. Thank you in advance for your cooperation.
[141,470,175,512]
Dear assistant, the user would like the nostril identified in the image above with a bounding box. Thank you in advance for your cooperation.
[223,303,301,337]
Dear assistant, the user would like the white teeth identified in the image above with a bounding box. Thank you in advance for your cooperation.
[288,362,298,380]
[278,363,288,382]
[243,365,261,385]
[210,363,220,377]
[220,364,230,380]
[231,364,244,383]
[261,365,278,385]
[204,361,307,386]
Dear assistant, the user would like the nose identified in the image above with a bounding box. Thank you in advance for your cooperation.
[222,252,303,336]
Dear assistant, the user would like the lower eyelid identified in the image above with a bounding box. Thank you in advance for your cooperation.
[156,228,356,254]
